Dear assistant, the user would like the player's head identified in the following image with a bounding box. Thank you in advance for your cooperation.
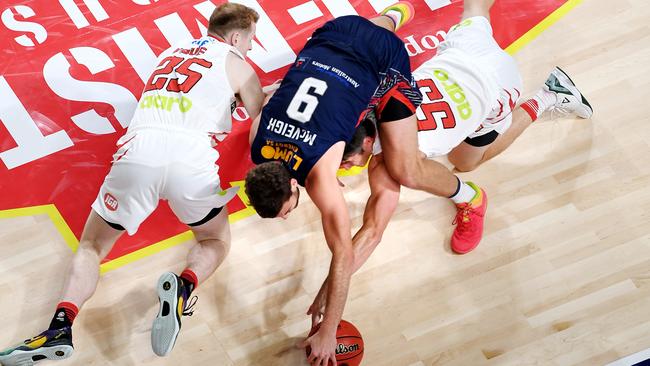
[208,3,259,57]
[341,113,377,169]
[245,162,300,219]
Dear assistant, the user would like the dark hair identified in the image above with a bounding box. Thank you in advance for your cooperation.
[343,112,377,160]
[208,3,259,37]
[245,162,292,218]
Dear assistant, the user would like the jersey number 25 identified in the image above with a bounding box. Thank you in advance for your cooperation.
[144,56,213,94]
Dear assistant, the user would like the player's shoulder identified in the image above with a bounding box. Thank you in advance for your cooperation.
[226,52,257,89]
[226,52,254,74]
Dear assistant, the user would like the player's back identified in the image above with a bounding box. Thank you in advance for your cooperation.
[130,36,239,141]
[251,23,387,185]
[251,15,419,185]
[411,17,522,157]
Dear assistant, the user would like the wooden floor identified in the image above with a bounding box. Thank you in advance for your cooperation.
[2,0,650,365]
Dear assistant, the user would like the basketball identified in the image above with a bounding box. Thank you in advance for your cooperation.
[306,320,364,366]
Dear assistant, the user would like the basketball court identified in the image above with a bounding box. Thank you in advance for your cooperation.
[1,0,649,365]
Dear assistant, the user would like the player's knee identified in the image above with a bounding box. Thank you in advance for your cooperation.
[208,238,231,255]
[395,173,420,189]
[77,238,110,259]
[388,163,420,188]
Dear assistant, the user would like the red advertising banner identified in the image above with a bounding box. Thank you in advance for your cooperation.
[0,0,569,266]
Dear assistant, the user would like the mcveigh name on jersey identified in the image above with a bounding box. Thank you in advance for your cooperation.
[267,117,318,146]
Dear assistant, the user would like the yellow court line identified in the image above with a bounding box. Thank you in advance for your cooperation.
[0,204,79,252]
[0,0,584,274]
[505,0,583,55]
[99,230,195,274]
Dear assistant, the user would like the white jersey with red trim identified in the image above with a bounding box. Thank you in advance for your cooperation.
[371,17,523,158]
[130,35,241,144]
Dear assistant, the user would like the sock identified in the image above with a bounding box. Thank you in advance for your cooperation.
[520,88,557,122]
[48,302,79,330]
[449,177,481,204]
[381,2,414,31]
[180,269,198,296]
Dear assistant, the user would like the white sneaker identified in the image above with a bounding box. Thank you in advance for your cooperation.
[544,67,593,118]
[151,272,197,357]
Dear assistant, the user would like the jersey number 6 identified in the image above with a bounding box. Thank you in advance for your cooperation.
[287,77,328,123]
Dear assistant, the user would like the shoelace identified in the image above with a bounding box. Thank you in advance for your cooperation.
[182,295,198,317]
[452,203,474,233]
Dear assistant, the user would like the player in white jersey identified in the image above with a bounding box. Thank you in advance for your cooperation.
[307,0,592,321]
[0,4,265,365]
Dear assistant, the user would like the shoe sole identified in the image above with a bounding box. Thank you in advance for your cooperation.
[0,345,73,366]
[551,66,594,118]
[151,272,181,357]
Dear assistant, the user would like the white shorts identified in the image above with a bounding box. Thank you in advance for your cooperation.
[445,16,523,138]
[415,16,524,158]
[92,126,237,235]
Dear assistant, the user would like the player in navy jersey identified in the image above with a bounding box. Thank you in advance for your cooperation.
[247,5,420,364]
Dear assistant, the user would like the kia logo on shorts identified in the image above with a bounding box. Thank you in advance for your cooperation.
[104,193,119,211]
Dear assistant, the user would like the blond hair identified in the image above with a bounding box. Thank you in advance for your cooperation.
[208,3,259,37]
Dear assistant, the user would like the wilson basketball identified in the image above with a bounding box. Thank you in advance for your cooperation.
[306,320,364,366]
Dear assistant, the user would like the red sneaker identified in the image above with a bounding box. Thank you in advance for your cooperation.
[451,183,487,254]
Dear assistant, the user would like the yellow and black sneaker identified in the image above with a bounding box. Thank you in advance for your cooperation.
[0,326,73,365]
[151,272,197,357]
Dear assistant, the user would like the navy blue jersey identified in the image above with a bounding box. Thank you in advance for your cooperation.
[251,16,421,185]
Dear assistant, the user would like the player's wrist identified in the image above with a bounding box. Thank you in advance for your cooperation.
[319,318,338,335]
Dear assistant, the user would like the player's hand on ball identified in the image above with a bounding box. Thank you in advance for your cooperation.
[301,327,337,366]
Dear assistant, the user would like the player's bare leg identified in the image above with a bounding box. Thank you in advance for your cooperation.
[0,211,123,366]
[462,0,495,20]
[186,208,231,283]
[379,115,459,196]
[449,107,533,172]
[380,117,487,254]
[61,211,124,306]
[152,207,231,357]
[449,67,593,172]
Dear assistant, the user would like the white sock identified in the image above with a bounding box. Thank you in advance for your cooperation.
[449,177,477,204]
[521,88,557,121]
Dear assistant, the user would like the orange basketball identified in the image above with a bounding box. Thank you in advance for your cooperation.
[306,320,364,366]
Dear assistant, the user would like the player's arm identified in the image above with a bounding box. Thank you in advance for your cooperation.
[351,153,401,272]
[226,52,264,121]
[308,154,400,321]
[302,142,354,365]
[248,81,281,145]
